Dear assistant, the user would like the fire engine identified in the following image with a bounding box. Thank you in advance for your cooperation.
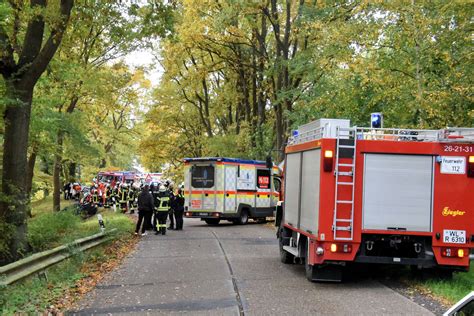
[183,157,281,225]
[97,171,137,186]
[277,116,474,282]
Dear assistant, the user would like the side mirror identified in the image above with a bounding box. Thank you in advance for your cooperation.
[266,156,273,169]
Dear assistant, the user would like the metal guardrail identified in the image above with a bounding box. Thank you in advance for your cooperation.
[0,228,117,286]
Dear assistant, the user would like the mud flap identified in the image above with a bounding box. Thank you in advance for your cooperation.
[308,264,343,282]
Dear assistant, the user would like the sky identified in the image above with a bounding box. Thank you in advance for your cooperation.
[124,47,164,85]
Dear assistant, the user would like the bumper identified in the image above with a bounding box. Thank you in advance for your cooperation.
[184,211,240,220]
[185,211,221,219]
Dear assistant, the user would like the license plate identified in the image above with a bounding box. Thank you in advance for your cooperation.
[443,230,466,244]
[198,212,209,216]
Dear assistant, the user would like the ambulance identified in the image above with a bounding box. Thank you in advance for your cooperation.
[184,157,281,225]
[277,116,474,282]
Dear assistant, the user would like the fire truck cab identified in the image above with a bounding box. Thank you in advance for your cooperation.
[278,118,474,282]
[184,157,281,225]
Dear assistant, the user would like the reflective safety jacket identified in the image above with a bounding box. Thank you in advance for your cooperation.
[119,189,127,203]
[157,194,170,212]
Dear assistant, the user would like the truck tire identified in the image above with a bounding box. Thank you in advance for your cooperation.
[204,218,220,225]
[279,228,294,264]
[237,209,249,225]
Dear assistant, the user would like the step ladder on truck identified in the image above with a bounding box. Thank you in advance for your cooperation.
[277,116,474,282]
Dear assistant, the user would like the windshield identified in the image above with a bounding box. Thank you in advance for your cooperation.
[191,165,215,188]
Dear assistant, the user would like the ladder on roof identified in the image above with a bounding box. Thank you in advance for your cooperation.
[332,127,357,241]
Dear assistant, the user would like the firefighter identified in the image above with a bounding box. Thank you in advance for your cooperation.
[112,183,120,211]
[118,183,129,213]
[172,188,185,230]
[154,185,170,235]
[92,184,100,205]
[98,182,106,207]
[129,183,139,214]
[103,183,112,208]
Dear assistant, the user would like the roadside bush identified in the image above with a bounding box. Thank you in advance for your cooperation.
[27,210,80,252]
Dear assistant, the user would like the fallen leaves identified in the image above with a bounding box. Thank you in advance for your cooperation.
[47,233,140,313]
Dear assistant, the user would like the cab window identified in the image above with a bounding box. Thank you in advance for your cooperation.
[273,177,281,192]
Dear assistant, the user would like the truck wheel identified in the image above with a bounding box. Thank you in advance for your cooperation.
[238,209,249,225]
[204,218,220,225]
[279,228,294,264]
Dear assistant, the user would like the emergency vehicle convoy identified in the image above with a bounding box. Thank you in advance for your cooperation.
[183,157,281,225]
[277,116,474,282]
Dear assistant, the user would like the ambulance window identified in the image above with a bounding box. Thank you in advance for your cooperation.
[257,169,271,189]
[191,165,215,188]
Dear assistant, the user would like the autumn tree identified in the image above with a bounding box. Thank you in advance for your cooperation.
[0,0,74,263]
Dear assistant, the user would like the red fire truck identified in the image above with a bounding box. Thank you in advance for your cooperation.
[277,118,474,282]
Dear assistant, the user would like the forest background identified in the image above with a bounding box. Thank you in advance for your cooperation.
[0,1,472,262]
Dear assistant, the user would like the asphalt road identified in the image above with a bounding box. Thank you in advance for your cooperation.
[71,218,433,315]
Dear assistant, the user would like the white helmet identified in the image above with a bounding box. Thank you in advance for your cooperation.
[159,185,167,192]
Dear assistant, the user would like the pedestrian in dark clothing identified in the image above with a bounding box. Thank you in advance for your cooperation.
[63,183,70,200]
[173,188,185,230]
[135,185,154,236]
[168,189,175,230]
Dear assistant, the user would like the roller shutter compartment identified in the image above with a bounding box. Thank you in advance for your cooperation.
[362,154,433,232]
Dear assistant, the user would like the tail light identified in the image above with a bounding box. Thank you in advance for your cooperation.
[329,243,352,253]
[468,156,474,177]
[441,248,465,258]
[323,150,334,172]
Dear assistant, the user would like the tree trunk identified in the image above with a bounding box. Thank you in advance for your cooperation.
[26,146,38,195]
[275,103,284,162]
[68,162,76,181]
[0,81,33,265]
[53,130,64,212]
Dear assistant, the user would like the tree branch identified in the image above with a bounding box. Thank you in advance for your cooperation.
[26,0,74,83]
[0,26,15,77]
[18,0,47,68]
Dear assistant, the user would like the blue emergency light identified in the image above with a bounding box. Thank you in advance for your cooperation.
[292,130,299,137]
[371,112,383,129]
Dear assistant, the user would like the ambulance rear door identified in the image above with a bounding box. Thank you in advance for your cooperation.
[189,163,217,210]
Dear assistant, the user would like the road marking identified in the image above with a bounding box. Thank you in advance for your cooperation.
[210,229,246,316]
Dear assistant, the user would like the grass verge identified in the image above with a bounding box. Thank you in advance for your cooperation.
[0,204,137,314]
[416,264,474,305]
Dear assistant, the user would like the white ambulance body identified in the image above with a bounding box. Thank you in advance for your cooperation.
[183,157,281,225]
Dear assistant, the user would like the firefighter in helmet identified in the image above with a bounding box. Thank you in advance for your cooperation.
[91,183,100,205]
[118,183,129,213]
[154,185,171,235]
